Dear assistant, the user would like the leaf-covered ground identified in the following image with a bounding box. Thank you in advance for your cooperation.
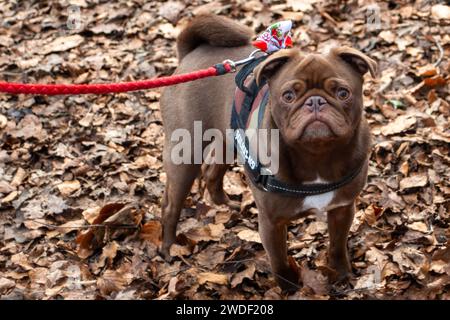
[0,0,449,300]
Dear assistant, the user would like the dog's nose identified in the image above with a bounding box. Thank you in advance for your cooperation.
[304,96,327,112]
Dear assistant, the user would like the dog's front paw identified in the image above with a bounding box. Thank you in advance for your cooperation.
[275,257,301,293]
[326,265,354,289]
[275,269,300,293]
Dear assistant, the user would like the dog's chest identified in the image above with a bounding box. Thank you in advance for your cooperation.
[294,177,347,215]
[302,190,335,211]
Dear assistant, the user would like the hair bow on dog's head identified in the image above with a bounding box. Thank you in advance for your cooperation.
[252,20,293,53]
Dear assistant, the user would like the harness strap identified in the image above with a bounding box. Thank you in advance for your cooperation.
[235,56,267,94]
[252,163,365,196]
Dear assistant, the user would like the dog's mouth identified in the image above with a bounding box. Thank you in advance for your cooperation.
[301,118,336,141]
[283,94,352,144]
[287,107,338,139]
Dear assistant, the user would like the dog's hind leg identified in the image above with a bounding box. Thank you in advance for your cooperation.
[160,153,201,260]
[203,163,240,210]
[202,141,240,210]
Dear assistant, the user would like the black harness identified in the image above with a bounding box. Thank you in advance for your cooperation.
[230,57,364,197]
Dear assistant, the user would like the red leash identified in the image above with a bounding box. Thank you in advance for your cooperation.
[0,62,233,95]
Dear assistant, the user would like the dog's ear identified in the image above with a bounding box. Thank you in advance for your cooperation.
[254,49,296,86]
[332,46,377,78]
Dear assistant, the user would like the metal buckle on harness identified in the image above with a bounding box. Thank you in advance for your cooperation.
[223,49,266,73]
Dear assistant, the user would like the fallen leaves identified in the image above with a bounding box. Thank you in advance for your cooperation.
[140,220,162,247]
[76,203,143,259]
[42,35,84,55]
[0,0,448,301]
[159,1,186,24]
[22,194,67,219]
[197,272,228,286]
[195,245,226,270]
[305,221,328,236]
[363,204,385,226]
[0,278,15,294]
[57,180,81,197]
[408,221,429,234]
[10,168,27,188]
[7,114,47,140]
[231,263,256,288]
[237,229,261,243]
[379,30,396,44]
[184,223,225,243]
[97,268,134,296]
[392,246,428,279]
[300,264,329,296]
[399,174,428,191]
[431,4,450,20]
[380,114,416,136]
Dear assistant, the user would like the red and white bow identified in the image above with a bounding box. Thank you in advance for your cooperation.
[252,20,293,53]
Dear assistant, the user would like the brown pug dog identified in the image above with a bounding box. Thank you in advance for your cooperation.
[159,15,376,291]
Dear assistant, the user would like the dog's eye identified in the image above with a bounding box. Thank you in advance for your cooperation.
[336,87,350,100]
[282,90,296,103]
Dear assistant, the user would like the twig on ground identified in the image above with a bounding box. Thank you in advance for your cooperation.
[30,220,138,229]
[433,36,444,67]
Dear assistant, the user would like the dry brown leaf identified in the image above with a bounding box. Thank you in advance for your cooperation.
[11,252,33,271]
[0,114,7,129]
[132,154,160,169]
[9,114,47,140]
[429,260,449,275]
[431,5,450,20]
[408,221,429,234]
[399,175,428,191]
[56,219,86,235]
[94,241,119,270]
[197,272,228,285]
[231,263,256,288]
[417,65,437,77]
[288,0,315,12]
[97,269,134,296]
[237,229,261,243]
[380,115,416,136]
[28,268,48,285]
[1,191,18,203]
[363,204,385,226]
[76,203,142,258]
[379,30,396,43]
[82,206,101,224]
[184,223,224,242]
[392,246,428,279]
[223,171,246,196]
[423,75,446,88]
[158,1,185,24]
[278,11,303,21]
[42,35,84,54]
[169,243,192,257]
[140,220,162,247]
[300,265,328,295]
[195,246,226,270]
[0,181,14,194]
[0,278,15,293]
[10,168,26,187]
[57,180,81,197]
[305,221,327,236]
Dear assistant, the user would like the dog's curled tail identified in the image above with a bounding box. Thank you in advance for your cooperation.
[177,14,254,61]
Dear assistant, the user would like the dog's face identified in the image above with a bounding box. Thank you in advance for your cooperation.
[255,47,377,152]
